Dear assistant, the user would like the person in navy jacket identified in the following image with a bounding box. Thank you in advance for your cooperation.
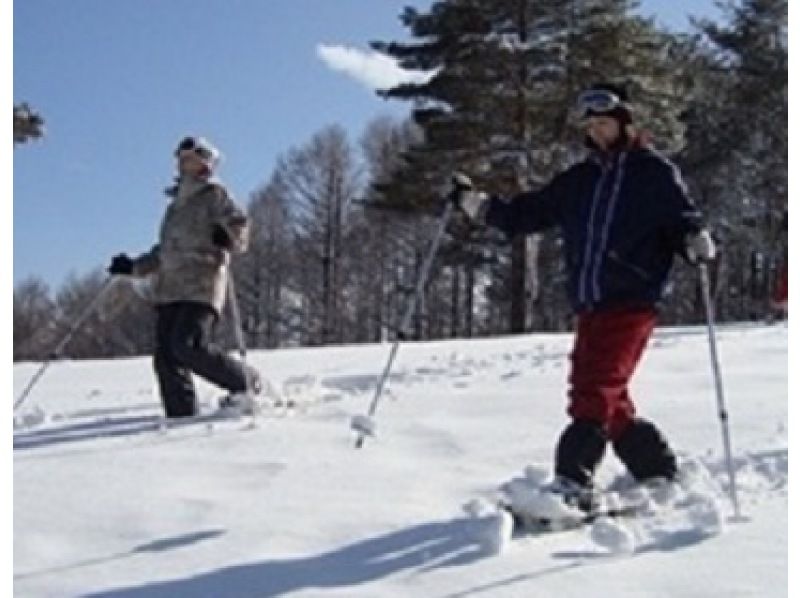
[452,83,716,502]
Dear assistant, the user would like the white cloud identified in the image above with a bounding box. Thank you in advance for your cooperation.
[316,44,436,91]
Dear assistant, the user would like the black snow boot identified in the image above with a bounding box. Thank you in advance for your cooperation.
[612,418,677,483]
[555,419,608,489]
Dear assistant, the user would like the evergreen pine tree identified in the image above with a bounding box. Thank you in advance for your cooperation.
[678,0,787,321]
[373,0,691,332]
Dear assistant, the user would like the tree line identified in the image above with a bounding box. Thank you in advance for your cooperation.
[14,0,786,362]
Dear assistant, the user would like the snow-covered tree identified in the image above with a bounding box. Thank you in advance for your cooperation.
[13,103,44,145]
[669,0,788,322]
[373,0,692,333]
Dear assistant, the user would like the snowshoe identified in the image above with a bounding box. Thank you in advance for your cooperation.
[498,468,648,534]
[546,475,602,513]
[217,392,257,417]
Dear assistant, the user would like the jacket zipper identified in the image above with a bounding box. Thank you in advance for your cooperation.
[578,165,609,305]
[607,250,651,281]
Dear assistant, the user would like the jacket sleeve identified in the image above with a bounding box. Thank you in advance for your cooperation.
[484,171,566,236]
[131,244,160,277]
[208,185,250,253]
[657,160,706,257]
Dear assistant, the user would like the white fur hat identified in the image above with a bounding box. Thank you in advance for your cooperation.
[174,136,221,171]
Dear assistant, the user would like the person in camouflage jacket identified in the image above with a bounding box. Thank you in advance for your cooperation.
[109,136,260,417]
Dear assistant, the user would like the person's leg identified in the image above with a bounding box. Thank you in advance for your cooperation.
[605,320,656,442]
[595,312,678,482]
[554,312,608,488]
[567,308,657,430]
[168,302,257,394]
[554,418,608,488]
[556,308,660,486]
[612,417,677,482]
[153,304,198,417]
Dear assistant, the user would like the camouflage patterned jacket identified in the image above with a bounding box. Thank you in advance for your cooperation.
[131,177,249,315]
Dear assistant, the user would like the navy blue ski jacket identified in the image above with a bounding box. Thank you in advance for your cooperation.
[485,146,705,313]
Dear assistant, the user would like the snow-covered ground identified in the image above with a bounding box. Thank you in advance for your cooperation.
[13,322,788,597]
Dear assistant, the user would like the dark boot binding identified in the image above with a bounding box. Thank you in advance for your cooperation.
[612,418,677,482]
[555,419,609,489]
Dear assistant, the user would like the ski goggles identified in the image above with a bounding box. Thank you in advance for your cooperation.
[174,136,217,161]
[575,89,630,119]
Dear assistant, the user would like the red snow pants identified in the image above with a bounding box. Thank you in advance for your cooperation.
[567,307,657,441]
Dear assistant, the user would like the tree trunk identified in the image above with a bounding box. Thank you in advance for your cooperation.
[451,266,460,337]
[509,235,527,333]
[465,260,474,338]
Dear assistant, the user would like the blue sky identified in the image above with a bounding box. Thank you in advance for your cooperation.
[13,0,721,289]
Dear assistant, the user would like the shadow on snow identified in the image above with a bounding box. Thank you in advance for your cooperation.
[15,530,226,582]
[85,519,489,598]
[12,411,233,451]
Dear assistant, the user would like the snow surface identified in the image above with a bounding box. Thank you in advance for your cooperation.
[13,322,788,597]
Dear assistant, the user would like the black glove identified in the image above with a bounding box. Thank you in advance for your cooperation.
[211,224,233,249]
[108,253,134,276]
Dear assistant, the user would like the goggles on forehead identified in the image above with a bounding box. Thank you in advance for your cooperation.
[174,136,217,161]
[575,89,629,119]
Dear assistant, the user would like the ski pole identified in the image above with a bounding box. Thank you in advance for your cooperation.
[352,201,455,448]
[698,263,741,519]
[227,270,247,363]
[226,269,258,427]
[14,276,117,412]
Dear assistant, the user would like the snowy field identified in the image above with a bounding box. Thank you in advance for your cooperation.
[13,322,788,597]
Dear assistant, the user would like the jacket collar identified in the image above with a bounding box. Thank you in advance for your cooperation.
[164,175,215,200]
[588,130,652,167]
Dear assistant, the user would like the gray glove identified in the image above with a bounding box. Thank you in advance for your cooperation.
[685,229,716,263]
[451,173,489,223]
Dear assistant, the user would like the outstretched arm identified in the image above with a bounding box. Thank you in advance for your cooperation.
[451,171,565,236]
[131,245,161,276]
[484,173,566,236]
[108,245,160,277]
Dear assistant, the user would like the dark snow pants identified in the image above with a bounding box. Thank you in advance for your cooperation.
[154,301,249,417]
[567,307,657,441]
